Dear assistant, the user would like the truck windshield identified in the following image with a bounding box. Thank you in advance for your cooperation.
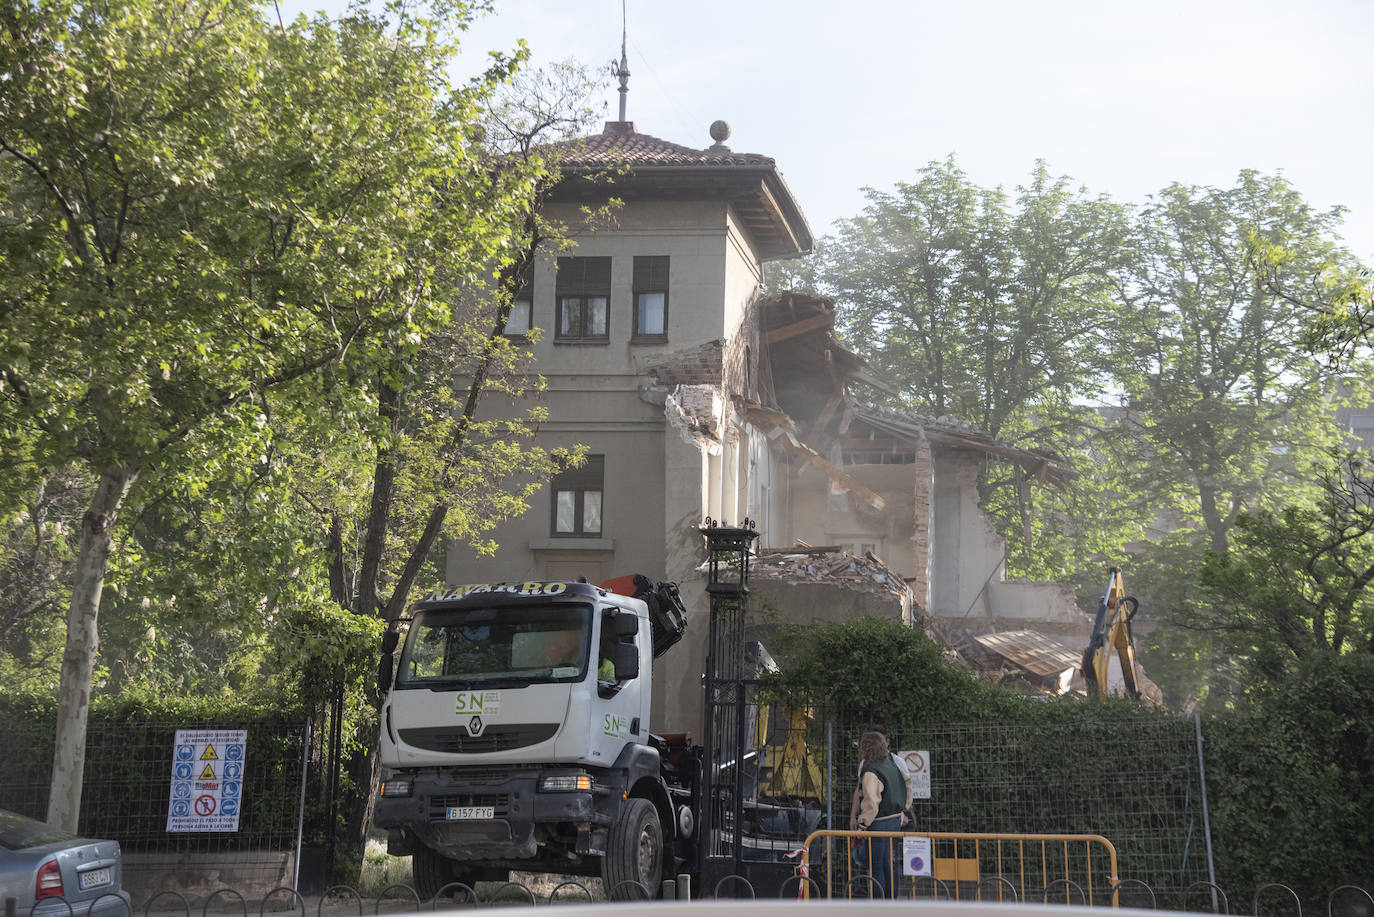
[397,603,592,687]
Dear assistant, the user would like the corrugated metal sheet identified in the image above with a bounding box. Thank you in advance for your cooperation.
[974,630,1081,678]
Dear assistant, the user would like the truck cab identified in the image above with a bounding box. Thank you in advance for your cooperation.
[374,579,693,898]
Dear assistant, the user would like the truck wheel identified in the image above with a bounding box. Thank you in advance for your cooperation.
[411,843,456,901]
[602,797,663,900]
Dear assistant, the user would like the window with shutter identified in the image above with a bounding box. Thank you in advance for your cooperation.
[555,257,611,342]
[632,255,669,341]
[550,455,605,536]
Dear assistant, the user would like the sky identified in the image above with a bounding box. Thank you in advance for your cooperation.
[422,0,1374,263]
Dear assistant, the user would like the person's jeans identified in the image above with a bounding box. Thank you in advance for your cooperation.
[864,813,903,898]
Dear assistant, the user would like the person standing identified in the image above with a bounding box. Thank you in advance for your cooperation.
[849,725,913,830]
[856,730,907,898]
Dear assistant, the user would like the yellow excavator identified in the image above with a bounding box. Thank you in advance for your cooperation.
[1080,566,1141,699]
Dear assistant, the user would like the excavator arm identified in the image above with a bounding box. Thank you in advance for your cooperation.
[1080,566,1141,699]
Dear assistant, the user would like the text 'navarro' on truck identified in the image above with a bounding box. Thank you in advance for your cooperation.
[373,575,696,899]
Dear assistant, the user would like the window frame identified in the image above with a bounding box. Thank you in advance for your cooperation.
[631,255,670,342]
[555,257,611,343]
[550,454,605,537]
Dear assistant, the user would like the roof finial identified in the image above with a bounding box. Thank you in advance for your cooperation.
[615,0,630,122]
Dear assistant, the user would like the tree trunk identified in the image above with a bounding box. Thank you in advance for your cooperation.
[337,239,538,875]
[1198,483,1229,553]
[357,379,402,615]
[327,513,348,608]
[47,465,137,832]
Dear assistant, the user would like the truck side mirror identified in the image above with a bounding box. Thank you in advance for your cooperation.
[378,630,399,693]
[612,612,639,638]
[613,642,639,681]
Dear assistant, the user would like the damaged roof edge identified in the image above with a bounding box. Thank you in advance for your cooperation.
[854,404,1074,486]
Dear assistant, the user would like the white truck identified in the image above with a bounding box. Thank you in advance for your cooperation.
[373,576,696,898]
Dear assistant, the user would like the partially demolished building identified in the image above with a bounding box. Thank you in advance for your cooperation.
[456,118,1118,731]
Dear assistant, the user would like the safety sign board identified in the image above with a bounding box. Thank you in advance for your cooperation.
[166,729,246,832]
[902,835,933,876]
[899,749,931,799]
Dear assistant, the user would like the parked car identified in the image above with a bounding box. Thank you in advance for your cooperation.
[0,808,130,917]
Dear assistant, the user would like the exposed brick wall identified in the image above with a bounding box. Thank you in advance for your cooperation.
[644,340,724,387]
[641,292,759,419]
[674,384,717,414]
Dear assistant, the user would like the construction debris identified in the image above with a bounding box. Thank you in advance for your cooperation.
[967,630,1082,695]
[748,546,914,604]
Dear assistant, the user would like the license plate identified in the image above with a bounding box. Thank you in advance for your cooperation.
[79,867,111,890]
[446,806,494,820]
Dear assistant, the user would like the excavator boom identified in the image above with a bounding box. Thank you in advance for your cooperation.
[1080,566,1141,699]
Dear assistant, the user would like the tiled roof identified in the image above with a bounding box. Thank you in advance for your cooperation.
[855,402,1002,440]
[551,122,776,168]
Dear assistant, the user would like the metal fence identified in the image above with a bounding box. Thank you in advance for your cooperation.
[685,700,1215,904]
[801,829,1120,903]
[878,715,1212,904]
[0,714,311,900]
[4,708,1372,911]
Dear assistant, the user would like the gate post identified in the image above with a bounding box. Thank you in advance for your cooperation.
[698,518,758,882]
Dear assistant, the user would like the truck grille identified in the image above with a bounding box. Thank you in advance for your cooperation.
[398,723,559,753]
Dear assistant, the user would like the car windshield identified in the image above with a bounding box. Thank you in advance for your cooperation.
[397,603,592,687]
[0,808,76,850]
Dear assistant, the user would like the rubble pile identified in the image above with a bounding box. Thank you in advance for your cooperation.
[748,547,914,602]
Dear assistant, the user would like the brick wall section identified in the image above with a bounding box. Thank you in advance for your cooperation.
[910,437,933,613]
[673,384,724,441]
[644,339,724,387]
[639,296,758,395]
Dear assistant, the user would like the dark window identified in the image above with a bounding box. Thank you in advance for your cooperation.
[503,268,533,336]
[551,455,604,536]
[555,257,611,342]
[632,256,669,341]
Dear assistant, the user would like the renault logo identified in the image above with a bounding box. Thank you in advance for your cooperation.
[467,715,485,736]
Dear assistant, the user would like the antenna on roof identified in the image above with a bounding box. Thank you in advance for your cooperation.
[614,0,630,121]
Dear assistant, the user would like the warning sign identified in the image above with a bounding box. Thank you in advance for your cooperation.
[899,749,931,800]
[902,835,933,876]
[166,729,245,832]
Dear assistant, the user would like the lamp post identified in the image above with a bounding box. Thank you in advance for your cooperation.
[698,518,758,881]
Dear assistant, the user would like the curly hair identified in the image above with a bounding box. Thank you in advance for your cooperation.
[859,730,887,763]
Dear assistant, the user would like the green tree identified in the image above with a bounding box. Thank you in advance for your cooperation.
[336,59,611,628]
[820,158,1131,440]
[768,615,1008,724]
[0,469,84,692]
[1191,452,1374,689]
[0,0,538,830]
[1112,172,1369,554]
[264,60,615,872]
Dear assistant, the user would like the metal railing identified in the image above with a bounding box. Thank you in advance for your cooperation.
[798,830,1120,904]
